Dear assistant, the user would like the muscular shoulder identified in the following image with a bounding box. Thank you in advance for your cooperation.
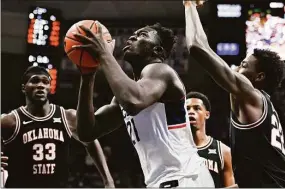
[1,112,17,129]
[141,63,173,80]
[220,142,231,156]
[220,142,231,167]
[1,112,18,141]
[141,63,185,99]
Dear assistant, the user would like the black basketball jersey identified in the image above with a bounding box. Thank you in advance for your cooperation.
[197,137,224,188]
[230,90,285,187]
[3,104,73,188]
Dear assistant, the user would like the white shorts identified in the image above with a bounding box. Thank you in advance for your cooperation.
[158,159,215,188]
[178,162,214,187]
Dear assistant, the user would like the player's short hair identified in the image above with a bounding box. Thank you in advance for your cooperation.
[253,49,284,94]
[22,66,51,84]
[186,91,211,112]
[147,23,176,59]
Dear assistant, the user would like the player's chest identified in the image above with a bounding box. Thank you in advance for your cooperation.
[21,127,68,144]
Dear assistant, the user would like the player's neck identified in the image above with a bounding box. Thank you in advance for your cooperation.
[26,101,51,117]
[193,129,209,147]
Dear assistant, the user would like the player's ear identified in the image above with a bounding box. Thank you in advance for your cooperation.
[205,111,210,119]
[153,45,166,60]
[255,72,265,82]
[21,84,26,94]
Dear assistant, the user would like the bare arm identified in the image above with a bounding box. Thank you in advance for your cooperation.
[1,113,17,142]
[85,140,114,187]
[99,57,170,115]
[76,73,124,142]
[184,1,259,101]
[220,142,237,188]
[66,109,114,187]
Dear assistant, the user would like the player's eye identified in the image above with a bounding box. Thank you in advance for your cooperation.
[42,79,50,85]
[139,32,147,37]
[194,106,200,111]
[30,78,40,84]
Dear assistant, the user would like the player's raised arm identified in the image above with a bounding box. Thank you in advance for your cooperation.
[76,72,125,142]
[184,1,259,101]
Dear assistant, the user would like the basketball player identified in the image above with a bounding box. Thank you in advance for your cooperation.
[1,66,114,188]
[71,23,214,187]
[184,1,285,187]
[186,92,236,188]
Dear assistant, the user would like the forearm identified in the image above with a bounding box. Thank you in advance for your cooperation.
[76,74,97,142]
[99,54,141,109]
[185,2,208,50]
[85,140,114,186]
[190,45,238,94]
[185,2,239,94]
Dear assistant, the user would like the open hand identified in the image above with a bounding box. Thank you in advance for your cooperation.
[71,21,115,61]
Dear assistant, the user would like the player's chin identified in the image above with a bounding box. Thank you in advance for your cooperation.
[123,51,135,62]
[32,96,48,104]
[190,124,199,129]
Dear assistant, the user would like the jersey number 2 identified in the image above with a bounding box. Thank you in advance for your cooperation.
[271,113,285,155]
[33,143,56,161]
[126,118,140,145]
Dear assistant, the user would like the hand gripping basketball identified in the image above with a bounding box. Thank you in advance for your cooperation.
[64,20,115,74]
[72,21,115,61]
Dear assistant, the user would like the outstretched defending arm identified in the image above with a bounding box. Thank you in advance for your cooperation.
[184,1,259,102]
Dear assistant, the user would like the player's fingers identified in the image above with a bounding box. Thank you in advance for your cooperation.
[71,44,93,50]
[1,156,8,161]
[1,162,8,167]
[95,21,103,36]
[78,25,95,38]
[73,33,93,44]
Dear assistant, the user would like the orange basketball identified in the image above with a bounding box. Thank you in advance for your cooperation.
[64,20,112,71]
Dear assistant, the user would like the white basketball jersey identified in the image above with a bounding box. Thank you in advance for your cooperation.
[121,98,201,187]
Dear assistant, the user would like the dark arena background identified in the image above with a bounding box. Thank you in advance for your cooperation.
[1,0,285,187]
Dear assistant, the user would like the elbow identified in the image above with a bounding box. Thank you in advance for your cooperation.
[76,123,99,143]
[77,132,97,143]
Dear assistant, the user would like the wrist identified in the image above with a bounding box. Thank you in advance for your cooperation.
[103,177,115,186]
[98,52,113,63]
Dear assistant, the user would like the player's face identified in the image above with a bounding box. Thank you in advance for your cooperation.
[186,98,210,129]
[236,54,260,83]
[123,27,161,64]
[24,75,50,103]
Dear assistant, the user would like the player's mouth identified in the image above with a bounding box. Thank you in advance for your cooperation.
[189,117,197,124]
[123,45,131,51]
[35,91,45,97]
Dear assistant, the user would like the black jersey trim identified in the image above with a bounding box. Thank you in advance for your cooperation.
[231,92,268,130]
[3,110,20,145]
[20,104,56,121]
[217,141,224,170]
[197,137,213,150]
[60,107,72,137]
